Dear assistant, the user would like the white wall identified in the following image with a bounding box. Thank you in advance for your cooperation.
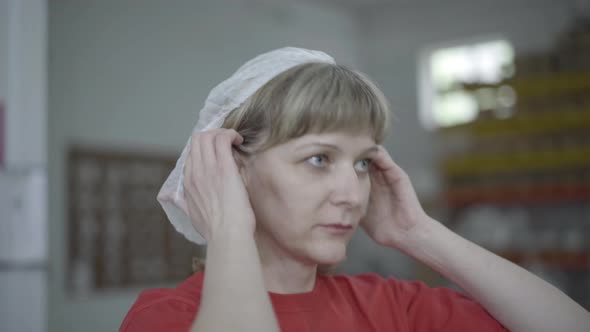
[48,1,360,331]
[4,0,47,167]
[0,0,8,99]
[0,1,48,332]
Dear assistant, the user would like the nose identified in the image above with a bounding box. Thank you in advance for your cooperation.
[329,165,364,208]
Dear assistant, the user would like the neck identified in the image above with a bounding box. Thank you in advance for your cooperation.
[255,231,318,294]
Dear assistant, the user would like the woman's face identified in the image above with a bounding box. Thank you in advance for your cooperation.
[241,130,378,265]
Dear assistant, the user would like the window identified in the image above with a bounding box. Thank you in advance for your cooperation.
[419,39,516,129]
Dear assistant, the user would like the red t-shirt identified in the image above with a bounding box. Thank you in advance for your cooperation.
[120,272,507,332]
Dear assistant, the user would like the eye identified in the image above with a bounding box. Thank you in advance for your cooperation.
[307,154,329,168]
[355,158,372,173]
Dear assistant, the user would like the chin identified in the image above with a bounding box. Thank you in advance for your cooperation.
[309,241,348,265]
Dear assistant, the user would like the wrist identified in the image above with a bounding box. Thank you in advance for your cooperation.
[391,216,447,257]
[209,219,255,243]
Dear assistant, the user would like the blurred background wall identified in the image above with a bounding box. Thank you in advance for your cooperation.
[0,0,588,331]
[48,1,360,331]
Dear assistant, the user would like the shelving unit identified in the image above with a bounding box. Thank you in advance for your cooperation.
[438,19,590,309]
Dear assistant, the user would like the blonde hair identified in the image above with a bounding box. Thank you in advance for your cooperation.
[193,62,392,274]
[222,62,391,154]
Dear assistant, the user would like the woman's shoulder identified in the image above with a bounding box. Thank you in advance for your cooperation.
[324,273,506,331]
[135,272,204,307]
[119,272,204,332]
[321,272,463,306]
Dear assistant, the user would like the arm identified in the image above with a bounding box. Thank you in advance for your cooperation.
[398,216,590,332]
[191,227,280,332]
[362,146,590,332]
[183,130,280,332]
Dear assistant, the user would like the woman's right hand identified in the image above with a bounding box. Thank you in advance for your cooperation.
[183,129,256,241]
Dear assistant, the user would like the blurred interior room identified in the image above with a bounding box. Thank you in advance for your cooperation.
[1,0,589,331]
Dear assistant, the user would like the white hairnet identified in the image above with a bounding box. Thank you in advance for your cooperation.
[157,47,336,244]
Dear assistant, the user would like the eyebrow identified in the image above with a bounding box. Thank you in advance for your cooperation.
[296,142,379,155]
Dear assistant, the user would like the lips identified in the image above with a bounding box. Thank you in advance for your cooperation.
[319,223,354,233]
[322,224,353,230]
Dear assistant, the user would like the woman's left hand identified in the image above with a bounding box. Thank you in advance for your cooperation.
[360,146,433,250]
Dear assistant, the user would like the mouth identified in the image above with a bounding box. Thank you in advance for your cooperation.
[319,223,354,234]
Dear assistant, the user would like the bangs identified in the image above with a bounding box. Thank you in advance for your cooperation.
[223,62,391,153]
[265,63,390,147]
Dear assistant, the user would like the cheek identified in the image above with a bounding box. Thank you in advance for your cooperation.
[270,173,321,218]
[247,166,314,226]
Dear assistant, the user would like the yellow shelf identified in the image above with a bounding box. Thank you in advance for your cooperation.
[444,182,590,207]
[441,107,590,137]
[459,71,590,100]
[442,146,590,177]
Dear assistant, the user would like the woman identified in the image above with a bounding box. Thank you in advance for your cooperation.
[120,47,589,332]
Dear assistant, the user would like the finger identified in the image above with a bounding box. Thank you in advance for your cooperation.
[204,128,242,143]
[214,131,241,175]
[202,128,242,154]
[200,131,219,176]
[184,137,195,189]
[369,163,387,187]
[372,146,406,174]
[370,146,408,183]
[370,146,395,171]
[226,129,244,147]
[180,167,192,216]
[183,143,196,215]
[185,138,209,224]
[185,139,203,201]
